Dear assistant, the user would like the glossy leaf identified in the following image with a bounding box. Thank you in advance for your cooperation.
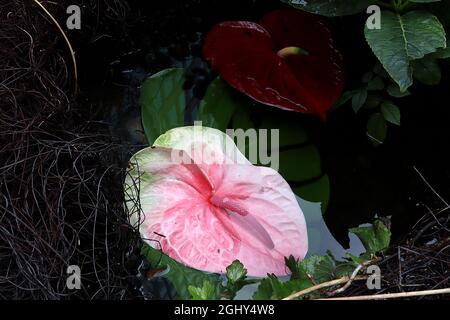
[381,102,401,126]
[140,68,186,144]
[293,175,330,213]
[198,78,240,131]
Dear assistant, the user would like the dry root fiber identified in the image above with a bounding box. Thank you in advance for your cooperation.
[0,0,141,300]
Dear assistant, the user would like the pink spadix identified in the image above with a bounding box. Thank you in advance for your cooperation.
[125,126,308,276]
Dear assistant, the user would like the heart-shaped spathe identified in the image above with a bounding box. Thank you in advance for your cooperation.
[125,126,308,276]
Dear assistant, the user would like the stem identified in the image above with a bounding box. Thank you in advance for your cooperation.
[283,276,368,300]
[316,288,450,300]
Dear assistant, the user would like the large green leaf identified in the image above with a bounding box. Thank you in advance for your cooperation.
[197,78,240,131]
[278,147,322,182]
[365,11,446,92]
[293,175,330,212]
[140,68,186,144]
[281,0,375,17]
[141,244,222,300]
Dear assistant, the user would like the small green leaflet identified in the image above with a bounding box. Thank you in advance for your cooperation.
[349,220,391,254]
[381,102,401,125]
[141,244,222,300]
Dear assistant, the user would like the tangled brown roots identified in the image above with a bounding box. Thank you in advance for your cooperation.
[0,0,142,299]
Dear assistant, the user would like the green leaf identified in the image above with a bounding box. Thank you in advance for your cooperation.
[256,113,330,211]
[332,90,357,110]
[387,83,411,98]
[140,68,186,144]
[433,44,450,59]
[226,260,247,283]
[349,220,391,254]
[367,113,388,146]
[231,104,253,131]
[141,244,222,300]
[281,0,376,17]
[293,175,330,213]
[252,275,311,300]
[352,88,368,113]
[197,78,239,131]
[278,147,322,182]
[413,56,442,85]
[367,76,385,91]
[361,71,374,83]
[363,92,383,109]
[365,11,446,92]
[298,255,335,283]
[260,116,309,149]
[188,280,217,300]
[224,260,257,299]
[381,102,401,125]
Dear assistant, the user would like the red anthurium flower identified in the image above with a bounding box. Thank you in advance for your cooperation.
[126,127,308,277]
[203,9,344,120]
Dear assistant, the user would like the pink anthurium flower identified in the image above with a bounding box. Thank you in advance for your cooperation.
[126,126,308,277]
[203,9,344,120]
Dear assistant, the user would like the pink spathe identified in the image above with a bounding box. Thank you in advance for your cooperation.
[126,127,308,277]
